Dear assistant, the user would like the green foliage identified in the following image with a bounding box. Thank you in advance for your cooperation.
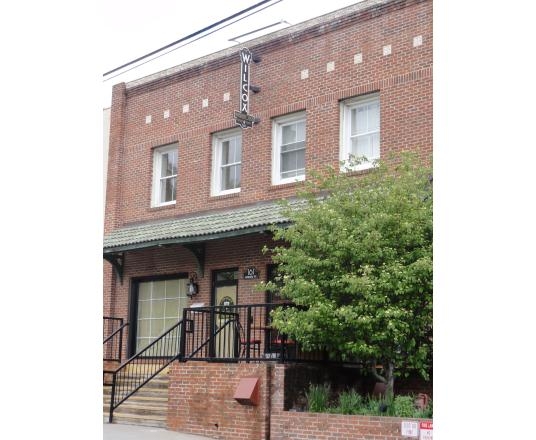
[261,153,433,389]
[305,383,331,412]
[392,395,415,417]
[337,389,363,414]
[361,395,390,416]
[413,398,433,419]
[308,389,433,418]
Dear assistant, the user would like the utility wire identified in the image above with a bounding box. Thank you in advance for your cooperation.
[228,19,290,43]
[103,0,280,78]
[103,0,283,83]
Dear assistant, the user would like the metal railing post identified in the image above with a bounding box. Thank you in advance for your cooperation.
[108,371,116,423]
[118,319,124,363]
[246,306,252,361]
[179,309,187,361]
[209,307,216,358]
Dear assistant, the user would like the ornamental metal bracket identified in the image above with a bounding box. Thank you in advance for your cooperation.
[183,243,206,278]
[104,252,125,284]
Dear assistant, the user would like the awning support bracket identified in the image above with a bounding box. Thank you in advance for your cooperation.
[104,253,125,284]
[183,243,205,278]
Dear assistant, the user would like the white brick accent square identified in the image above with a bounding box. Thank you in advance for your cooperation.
[202,98,209,108]
[145,115,152,124]
[223,92,230,102]
[326,61,335,72]
[383,45,392,56]
[413,35,423,47]
[300,69,309,79]
[163,110,170,119]
[182,104,189,113]
[354,53,363,64]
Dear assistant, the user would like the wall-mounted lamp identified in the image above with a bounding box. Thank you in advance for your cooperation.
[187,272,199,298]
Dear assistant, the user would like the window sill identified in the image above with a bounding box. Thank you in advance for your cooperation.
[268,180,306,191]
[209,192,240,201]
[340,164,378,176]
[149,203,176,212]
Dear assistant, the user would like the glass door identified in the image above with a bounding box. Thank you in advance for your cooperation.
[134,277,188,355]
[212,269,238,358]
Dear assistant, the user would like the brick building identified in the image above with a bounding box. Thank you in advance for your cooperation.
[103,0,432,437]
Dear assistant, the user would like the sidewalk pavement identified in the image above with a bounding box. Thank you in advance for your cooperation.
[103,423,214,440]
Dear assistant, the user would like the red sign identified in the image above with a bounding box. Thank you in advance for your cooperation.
[419,421,433,440]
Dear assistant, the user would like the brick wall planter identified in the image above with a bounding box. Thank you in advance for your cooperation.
[270,364,432,440]
[168,362,431,440]
[270,411,432,440]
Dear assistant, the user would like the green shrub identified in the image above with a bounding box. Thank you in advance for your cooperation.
[305,383,330,412]
[393,395,415,417]
[424,398,433,418]
[337,389,363,414]
[303,386,433,419]
[357,395,383,416]
[414,398,433,419]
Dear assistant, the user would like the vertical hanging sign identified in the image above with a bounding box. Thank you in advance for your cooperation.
[234,48,258,128]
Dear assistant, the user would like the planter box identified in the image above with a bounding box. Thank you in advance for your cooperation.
[271,411,432,440]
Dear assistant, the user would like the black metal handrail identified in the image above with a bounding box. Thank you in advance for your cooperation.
[179,303,329,363]
[103,317,128,363]
[108,320,183,423]
[103,322,129,363]
[180,312,238,362]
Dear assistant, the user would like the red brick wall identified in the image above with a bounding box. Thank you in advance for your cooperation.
[270,411,432,440]
[105,0,432,229]
[167,362,431,440]
[168,362,272,439]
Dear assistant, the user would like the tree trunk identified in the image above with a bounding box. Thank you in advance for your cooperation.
[370,361,395,401]
[384,362,395,402]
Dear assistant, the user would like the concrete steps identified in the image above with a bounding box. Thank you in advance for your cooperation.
[103,367,169,428]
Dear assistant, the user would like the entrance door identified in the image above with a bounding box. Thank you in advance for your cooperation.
[212,269,238,358]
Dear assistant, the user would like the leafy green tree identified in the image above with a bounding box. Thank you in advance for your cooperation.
[262,155,432,399]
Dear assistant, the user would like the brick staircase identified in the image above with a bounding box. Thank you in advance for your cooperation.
[103,367,169,428]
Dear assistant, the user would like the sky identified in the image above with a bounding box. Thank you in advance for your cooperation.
[102,0,363,107]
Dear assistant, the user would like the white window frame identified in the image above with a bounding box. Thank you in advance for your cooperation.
[151,143,178,207]
[211,128,242,197]
[272,112,306,185]
[340,94,380,171]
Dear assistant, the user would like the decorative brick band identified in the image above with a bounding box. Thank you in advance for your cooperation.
[122,65,432,152]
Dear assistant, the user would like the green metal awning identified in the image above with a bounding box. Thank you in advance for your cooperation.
[103,199,301,254]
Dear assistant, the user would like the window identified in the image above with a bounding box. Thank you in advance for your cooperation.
[340,94,380,170]
[272,112,306,185]
[211,129,242,196]
[152,143,178,207]
[135,278,188,354]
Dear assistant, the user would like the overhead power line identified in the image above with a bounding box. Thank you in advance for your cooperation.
[228,19,290,43]
[103,0,281,78]
[103,0,283,82]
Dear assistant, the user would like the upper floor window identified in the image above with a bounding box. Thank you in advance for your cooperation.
[340,94,380,170]
[272,112,306,185]
[211,129,242,196]
[152,143,178,207]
